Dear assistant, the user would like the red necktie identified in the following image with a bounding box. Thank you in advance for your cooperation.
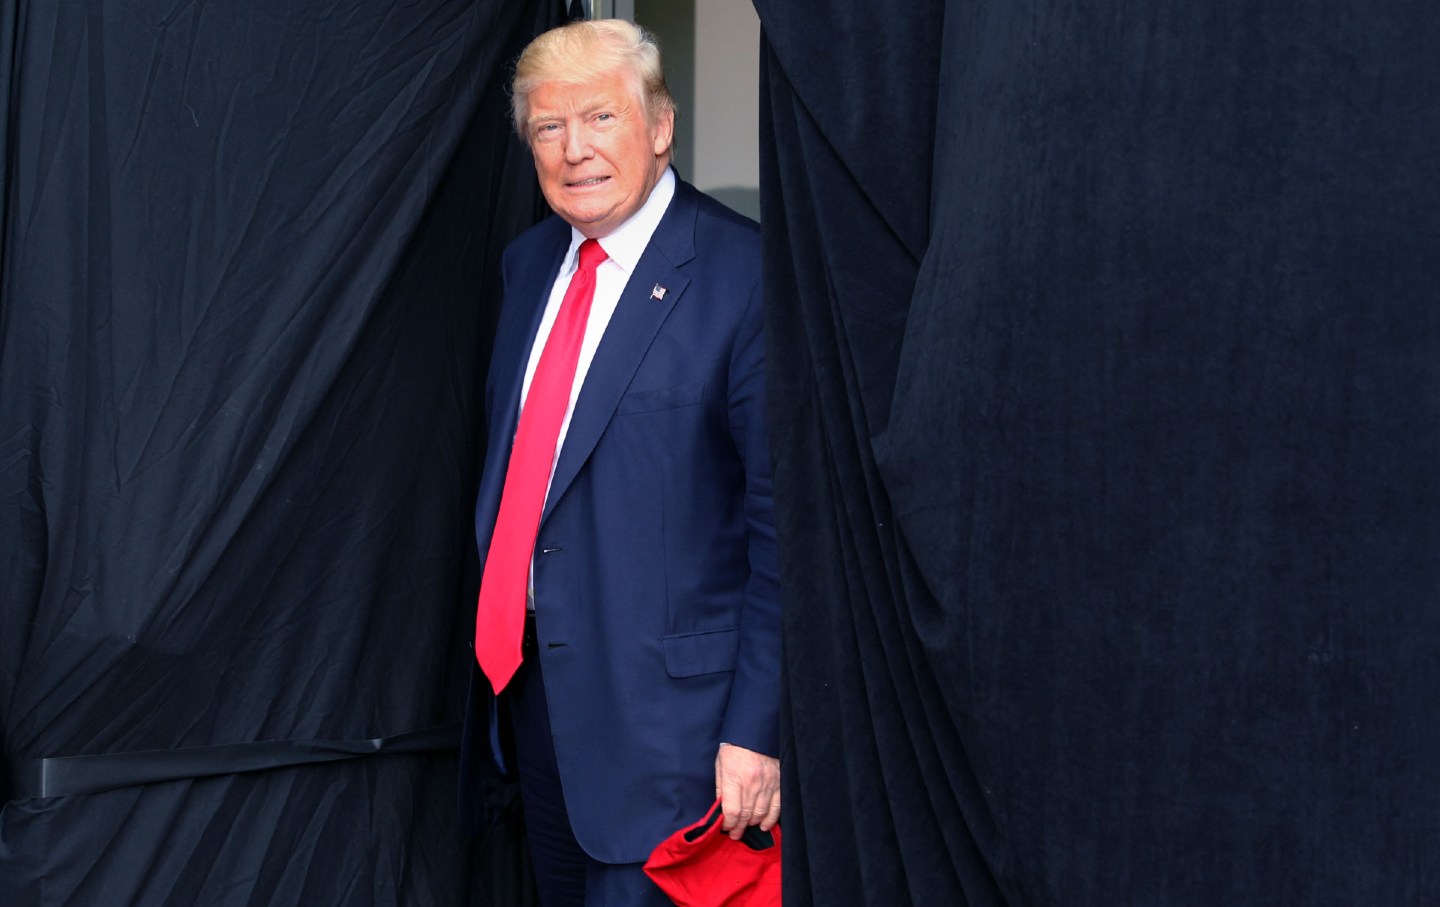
[475,238,607,693]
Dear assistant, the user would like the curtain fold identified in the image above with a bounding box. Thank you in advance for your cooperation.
[756,0,1440,903]
[0,2,564,904]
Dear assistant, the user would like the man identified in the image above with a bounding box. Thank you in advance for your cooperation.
[459,19,781,906]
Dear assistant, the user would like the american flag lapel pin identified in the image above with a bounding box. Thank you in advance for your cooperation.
[650,284,667,301]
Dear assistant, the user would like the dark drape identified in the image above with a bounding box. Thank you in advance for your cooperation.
[0,1,564,904]
[757,1,1440,904]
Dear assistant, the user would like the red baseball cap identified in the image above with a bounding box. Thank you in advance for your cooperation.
[644,799,782,906]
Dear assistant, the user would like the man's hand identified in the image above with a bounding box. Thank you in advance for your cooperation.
[714,743,781,839]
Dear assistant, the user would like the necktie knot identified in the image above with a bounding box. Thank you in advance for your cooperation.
[578,238,607,272]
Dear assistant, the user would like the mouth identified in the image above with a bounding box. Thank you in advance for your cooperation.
[566,176,610,189]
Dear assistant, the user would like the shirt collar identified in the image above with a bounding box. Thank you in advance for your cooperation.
[562,167,676,275]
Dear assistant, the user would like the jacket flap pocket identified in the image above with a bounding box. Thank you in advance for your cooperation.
[618,382,704,415]
[662,628,739,677]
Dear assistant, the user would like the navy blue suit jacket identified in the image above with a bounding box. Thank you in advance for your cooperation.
[460,177,780,864]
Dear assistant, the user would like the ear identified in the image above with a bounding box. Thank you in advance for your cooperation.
[652,107,675,156]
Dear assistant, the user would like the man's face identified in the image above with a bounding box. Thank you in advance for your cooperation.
[526,70,674,239]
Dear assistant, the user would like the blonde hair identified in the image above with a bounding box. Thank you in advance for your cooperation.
[511,19,676,137]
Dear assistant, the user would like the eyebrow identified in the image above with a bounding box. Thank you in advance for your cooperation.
[528,96,631,128]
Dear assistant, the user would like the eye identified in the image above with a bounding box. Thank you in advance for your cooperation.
[595,112,613,123]
[533,122,561,141]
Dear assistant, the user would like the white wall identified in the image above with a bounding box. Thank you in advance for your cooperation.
[690,0,761,219]
[629,0,762,220]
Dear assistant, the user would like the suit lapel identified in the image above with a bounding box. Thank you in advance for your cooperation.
[487,228,569,491]
[542,181,699,523]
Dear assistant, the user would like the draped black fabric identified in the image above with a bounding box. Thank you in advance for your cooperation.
[1,1,565,904]
[756,1,1440,904]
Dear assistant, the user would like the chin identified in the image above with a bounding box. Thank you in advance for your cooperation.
[566,206,616,231]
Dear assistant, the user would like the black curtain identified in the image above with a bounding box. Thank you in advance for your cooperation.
[0,1,564,904]
[756,0,1440,904]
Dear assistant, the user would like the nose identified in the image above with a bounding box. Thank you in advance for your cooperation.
[563,124,593,164]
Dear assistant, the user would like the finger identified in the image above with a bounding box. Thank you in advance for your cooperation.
[733,781,770,837]
[725,776,760,838]
[726,786,755,838]
[759,787,781,831]
[715,753,734,830]
[718,776,743,833]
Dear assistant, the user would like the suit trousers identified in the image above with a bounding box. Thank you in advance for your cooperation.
[508,614,674,907]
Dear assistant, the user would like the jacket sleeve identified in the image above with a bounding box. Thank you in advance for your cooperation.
[718,279,783,758]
